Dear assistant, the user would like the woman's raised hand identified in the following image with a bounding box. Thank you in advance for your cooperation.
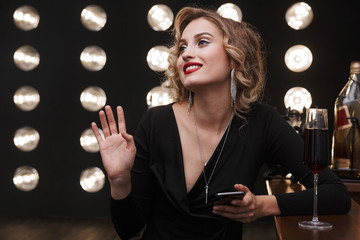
[91,105,136,199]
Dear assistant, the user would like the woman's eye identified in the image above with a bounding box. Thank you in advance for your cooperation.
[198,40,209,46]
[179,45,186,52]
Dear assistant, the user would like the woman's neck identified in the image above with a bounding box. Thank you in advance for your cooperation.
[190,91,233,133]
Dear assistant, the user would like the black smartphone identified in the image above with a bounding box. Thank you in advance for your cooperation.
[213,191,245,205]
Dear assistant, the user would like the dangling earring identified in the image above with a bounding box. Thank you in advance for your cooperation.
[230,69,237,107]
[188,91,193,114]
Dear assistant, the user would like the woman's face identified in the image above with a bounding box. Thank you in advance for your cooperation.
[176,18,232,91]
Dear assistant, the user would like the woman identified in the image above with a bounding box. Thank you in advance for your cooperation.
[92,6,351,240]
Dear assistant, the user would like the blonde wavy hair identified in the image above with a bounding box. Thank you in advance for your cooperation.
[164,6,266,113]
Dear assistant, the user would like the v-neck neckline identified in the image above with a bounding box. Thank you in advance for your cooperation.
[170,104,234,196]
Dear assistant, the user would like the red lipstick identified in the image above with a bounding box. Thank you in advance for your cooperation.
[183,62,202,74]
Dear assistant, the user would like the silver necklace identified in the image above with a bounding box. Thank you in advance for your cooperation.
[192,110,233,204]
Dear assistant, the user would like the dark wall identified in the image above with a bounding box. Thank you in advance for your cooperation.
[0,0,359,216]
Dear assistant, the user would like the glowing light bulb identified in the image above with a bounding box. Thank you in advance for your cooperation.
[286,2,313,30]
[146,86,173,108]
[13,166,39,191]
[80,46,107,71]
[284,87,312,113]
[80,86,107,112]
[13,5,40,31]
[13,86,40,111]
[147,4,173,31]
[80,128,104,152]
[13,45,40,71]
[80,167,105,193]
[284,45,313,72]
[81,5,107,31]
[217,3,242,22]
[13,127,40,152]
[146,45,169,72]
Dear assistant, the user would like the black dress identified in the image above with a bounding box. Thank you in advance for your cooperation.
[110,103,351,240]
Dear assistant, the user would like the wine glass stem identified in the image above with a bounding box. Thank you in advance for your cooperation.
[312,173,319,222]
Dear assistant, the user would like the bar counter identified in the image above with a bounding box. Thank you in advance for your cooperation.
[266,179,360,240]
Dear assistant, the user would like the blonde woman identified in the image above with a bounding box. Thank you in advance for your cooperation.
[92,6,350,240]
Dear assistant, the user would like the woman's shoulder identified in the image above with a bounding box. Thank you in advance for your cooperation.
[140,103,175,126]
[240,102,290,132]
[146,103,174,115]
[246,102,281,119]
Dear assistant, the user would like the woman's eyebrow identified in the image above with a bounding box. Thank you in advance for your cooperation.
[179,32,215,44]
[194,32,215,39]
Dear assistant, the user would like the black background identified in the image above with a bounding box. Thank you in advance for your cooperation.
[0,0,359,216]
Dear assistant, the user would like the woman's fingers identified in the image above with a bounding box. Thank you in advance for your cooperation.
[105,105,118,135]
[213,201,249,214]
[99,110,111,138]
[120,131,132,142]
[97,105,128,140]
[213,203,256,223]
[234,184,249,193]
[213,208,255,223]
[91,122,103,144]
[120,131,136,151]
[213,184,258,223]
[117,106,127,133]
[232,184,253,206]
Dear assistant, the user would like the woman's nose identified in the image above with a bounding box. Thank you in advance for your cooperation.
[181,46,195,60]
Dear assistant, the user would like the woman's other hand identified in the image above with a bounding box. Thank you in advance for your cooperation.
[212,184,280,223]
[91,105,136,199]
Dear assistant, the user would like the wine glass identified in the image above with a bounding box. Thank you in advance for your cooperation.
[298,108,333,230]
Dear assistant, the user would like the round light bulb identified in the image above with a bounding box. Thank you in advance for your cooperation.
[284,87,312,113]
[80,128,104,153]
[13,5,40,31]
[146,86,173,108]
[284,45,313,72]
[147,4,174,31]
[80,167,105,193]
[146,45,169,72]
[13,86,40,111]
[217,3,243,22]
[81,5,107,31]
[13,126,40,152]
[80,46,107,71]
[13,166,39,191]
[80,86,107,112]
[13,45,40,71]
[286,2,313,30]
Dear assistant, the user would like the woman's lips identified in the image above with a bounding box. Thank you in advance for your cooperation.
[183,62,202,74]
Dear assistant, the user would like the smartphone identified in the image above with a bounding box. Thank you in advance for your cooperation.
[213,191,245,205]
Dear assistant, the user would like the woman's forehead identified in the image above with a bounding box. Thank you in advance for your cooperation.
[181,18,222,39]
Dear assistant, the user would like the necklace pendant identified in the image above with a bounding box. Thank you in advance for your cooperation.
[193,110,234,205]
[205,185,209,204]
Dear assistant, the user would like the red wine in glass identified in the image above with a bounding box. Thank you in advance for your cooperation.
[298,108,333,230]
[303,129,330,174]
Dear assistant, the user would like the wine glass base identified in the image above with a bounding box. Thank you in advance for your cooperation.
[298,220,333,230]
